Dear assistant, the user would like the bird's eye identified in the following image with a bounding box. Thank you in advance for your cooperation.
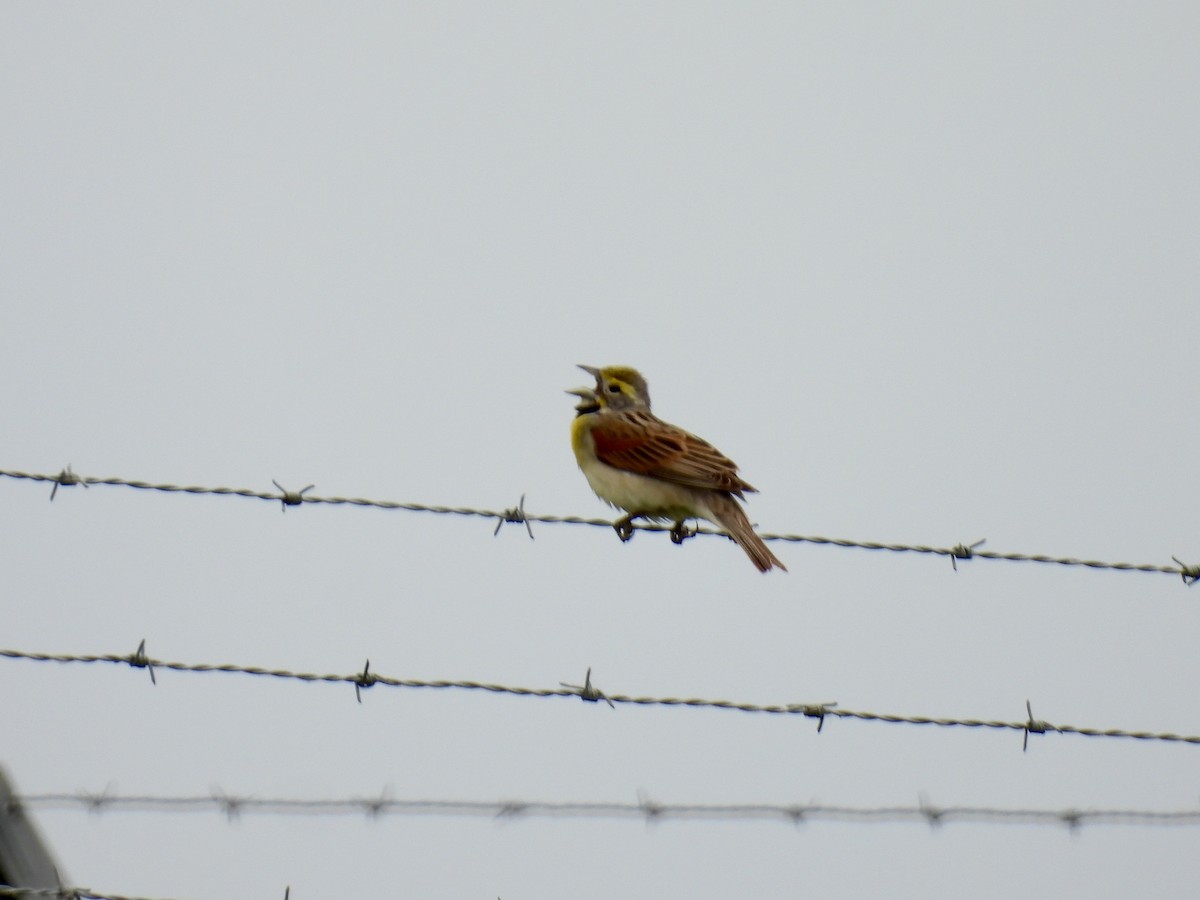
[607,384,621,393]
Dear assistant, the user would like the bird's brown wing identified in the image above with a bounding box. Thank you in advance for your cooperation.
[588,409,757,497]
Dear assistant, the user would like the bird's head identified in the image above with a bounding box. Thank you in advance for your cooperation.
[575,365,652,411]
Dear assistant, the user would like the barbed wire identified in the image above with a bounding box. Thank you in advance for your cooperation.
[2,467,1196,583]
[3,788,1196,900]
[11,790,1200,830]
[3,644,1197,749]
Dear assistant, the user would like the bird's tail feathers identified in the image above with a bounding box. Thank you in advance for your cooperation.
[706,494,787,573]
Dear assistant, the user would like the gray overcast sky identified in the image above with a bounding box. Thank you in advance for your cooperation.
[2,3,1199,898]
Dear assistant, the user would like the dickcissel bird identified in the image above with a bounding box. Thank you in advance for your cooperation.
[568,365,786,573]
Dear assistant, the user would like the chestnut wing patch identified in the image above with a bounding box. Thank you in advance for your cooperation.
[590,411,756,497]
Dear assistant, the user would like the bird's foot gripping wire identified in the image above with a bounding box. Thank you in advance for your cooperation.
[613,514,638,542]
[670,520,696,545]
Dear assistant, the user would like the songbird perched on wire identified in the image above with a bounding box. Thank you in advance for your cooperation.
[567,365,786,573]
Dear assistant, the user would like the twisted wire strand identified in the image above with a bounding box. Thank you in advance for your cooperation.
[2,798,1196,900]
[11,791,1200,829]
[3,646,1197,746]
[1,468,1194,580]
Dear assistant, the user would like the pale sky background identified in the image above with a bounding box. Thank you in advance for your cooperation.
[2,3,1199,898]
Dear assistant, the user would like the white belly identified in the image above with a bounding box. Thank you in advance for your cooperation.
[576,451,707,521]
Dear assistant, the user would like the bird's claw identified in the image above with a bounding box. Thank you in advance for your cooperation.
[613,515,636,542]
[670,520,695,544]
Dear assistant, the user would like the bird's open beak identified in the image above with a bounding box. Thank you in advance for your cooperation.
[577,364,602,381]
[565,386,600,414]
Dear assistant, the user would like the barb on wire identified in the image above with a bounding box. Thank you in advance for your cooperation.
[493,493,534,539]
[1171,556,1200,586]
[1024,699,1056,752]
[2,646,1198,748]
[82,784,115,813]
[210,786,241,821]
[48,465,87,502]
[805,702,838,733]
[129,639,156,686]
[0,467,1191,581]
[271,480,314,513]
[917,792,942,829]
[560,667,614,708]
[950,539,986,572]
[354,659,376,703]
[10,791,1200,831]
